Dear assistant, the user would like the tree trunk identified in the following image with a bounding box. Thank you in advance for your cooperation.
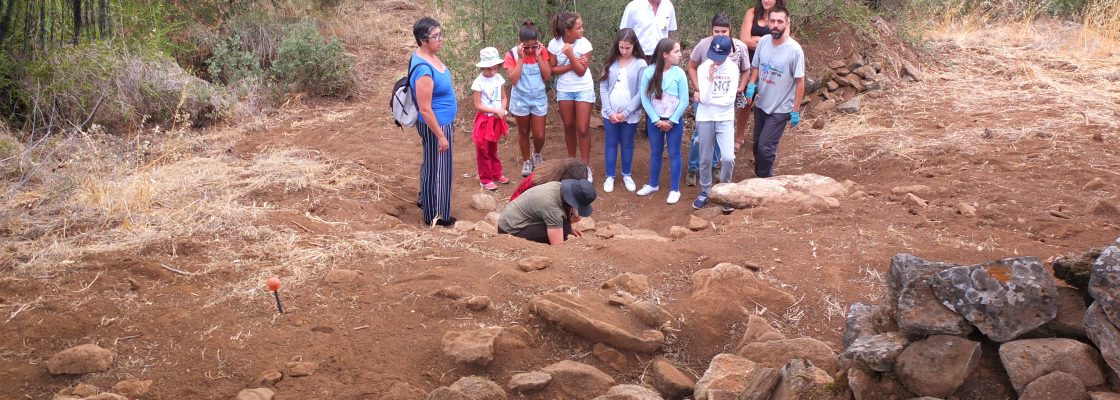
[0,0,16,46]
[72,0,81,45]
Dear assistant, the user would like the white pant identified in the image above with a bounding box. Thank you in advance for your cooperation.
[696,120,735,192]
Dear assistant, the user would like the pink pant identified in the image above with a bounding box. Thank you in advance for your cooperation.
[475,140,502,183]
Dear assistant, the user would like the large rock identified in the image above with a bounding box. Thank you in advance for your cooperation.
[999,338,1107,393]
[901,60,922,81]
[592,384,663,400]
[709,174,848,211]
[693,353,780,400]
[1027,286,1089,339]
[507,371,551,392]
[1089,392,1120,400]
[649,357,695,400]
[738,337,838,374]
[530,292,664,352]
[470,194,498,211]
[1053,249,1101,292]
[237,388,275,400]
[46,344,114,375]
[1018,371,1089,400]
[442,327,502,365]
[602,273,650,296]
[885,254,958,311]
[1085,302,1120,377]
[837,97,861,114]
[111,379,152,398]
[541,360,616,400]
[1089,237,1120,326]
[449,376,507,400]
[381,382,428,400]
[897,278,973,337]
[895,335,981,397]
[929,257,1059,342]
[769,359,845,400]
[628,300,675,329]
[840,332,909,372]
[737,315,786,349]
[592,343,629,371]
[678,263,795,360]
[841,302,891,349]
[518,256,551,272]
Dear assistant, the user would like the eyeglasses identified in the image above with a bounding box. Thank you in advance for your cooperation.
[427,32,445,41]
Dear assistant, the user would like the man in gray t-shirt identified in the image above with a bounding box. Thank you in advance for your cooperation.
[746,6,805,178]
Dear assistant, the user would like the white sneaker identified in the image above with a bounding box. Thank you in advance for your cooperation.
[636,185,659,196]
[587,166,593,183]
[622,175,637,192]
[532,153,544,167]
[603,177,615,193]
[667,191,681,204]
[521,160,533,177]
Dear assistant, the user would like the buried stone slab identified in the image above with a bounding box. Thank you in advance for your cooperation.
[649,356,696,400]
[930,257,1059,342]
[693,353,780,400]
[1018,371,1089,400]
[738,337,838,374]
[442,327,502,365]
[1085,302,1120,377]
[46,344,114,375]
[1089,236,1120,326]
[678,263,795,360]
[507,371,551,393]
[530,292,665,352]
[709,173,848,211]
[769,359,846,400]
[449,376,508,400]
[839,332,909,372]
[998,338,1107,393]
[897,278,973,337]
[541,360,616,400]
[591,384,664,400]
[602,273,650,296]
[895,335,981,398]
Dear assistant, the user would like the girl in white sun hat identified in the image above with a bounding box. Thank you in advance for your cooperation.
[471,46,511,191]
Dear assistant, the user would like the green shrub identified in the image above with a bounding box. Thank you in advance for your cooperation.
[271,21,355,96]
[207,34,263,85]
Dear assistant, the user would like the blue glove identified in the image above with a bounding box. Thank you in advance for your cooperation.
[745,83,756,99]
[791,111,800,127]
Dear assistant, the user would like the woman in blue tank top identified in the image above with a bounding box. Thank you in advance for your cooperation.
[410,17,459,227]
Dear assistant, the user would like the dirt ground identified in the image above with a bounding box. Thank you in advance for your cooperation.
[1,1,1119,399]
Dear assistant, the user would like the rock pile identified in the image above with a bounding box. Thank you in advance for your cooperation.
[838,237,1120,399]
[811,53,903,115]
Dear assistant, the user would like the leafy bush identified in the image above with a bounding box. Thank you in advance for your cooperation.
[207,34,263,85]
[271,21,355,96]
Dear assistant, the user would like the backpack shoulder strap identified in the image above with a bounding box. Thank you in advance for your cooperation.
[405,62,429,87]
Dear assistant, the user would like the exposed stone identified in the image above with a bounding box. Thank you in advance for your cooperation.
[853,65,876,79]
[381,382,428,400]
[285,361,318,377]
[649,357,695,400]
[680,263,795,360]
[846,367,878,400]
[826,80,840,91]
[1089,392,1120,400]
[596,223,631,238]
[507,371,551,392]
[454,220,477,232]
[593,384,663,400]
[739,337,838,373]
[840,332,909,372]
[592,343,629,371]
[470,194,498,211]
[837,97,861,114]
[449,376,508,400]
[842,74,865,91]
[897,278,973,337]
[485,212,500,225]
[1028,286,1088,338]
[530,292,664,352]
[1054,248,1101,292]
[111,379,152,398]
[668,226,689,239]
[816,100,836,113]
[237,388,275,400]
[903,193,928,210]
[427,387,472,400]
[495,325,535,350]
[628,300,675,329]
[608,291,639,306]
[737,315,787,350]
[464,296,491,311]
[72,384,100,397]
[324,268,359,284]
[849,52,865,69]
[1084,177,1106,191]
[693,353,780,400]
[957,202,977,217]
[1085,302,1120,377]
[886,254,959,310]
[895,335,981,397]
[930,257,1060,342]
[1090,237,1120,326]
[573,216,596,232]
[613,229,670,242]
[902,60,923,81]
[82,394,127,400]
[769,359,844,400]
[541,360,616,400]
[841,302,891,349]
[805,77,822,93]
[433,286,468,299]
[890,185,932,196]
[1018,371,1088,400]
[828,60,847,69]
[999,338,1106,393]
[474,221,498,234]
[46,344,114,375]
[1086,198,1120,216]
[710,173,848,211]
[442,327,502,365]
[688,215,709,231]
[518,256,551,272]
[602,273,650,296]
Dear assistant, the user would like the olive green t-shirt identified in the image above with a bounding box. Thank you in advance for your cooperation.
[498,181,566,233]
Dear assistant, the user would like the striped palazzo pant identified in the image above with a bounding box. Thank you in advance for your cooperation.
[417,121,454,225]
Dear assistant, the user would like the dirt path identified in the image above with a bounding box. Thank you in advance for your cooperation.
[1,3,1118,399]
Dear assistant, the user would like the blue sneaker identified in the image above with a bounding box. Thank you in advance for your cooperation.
[692,193,709,210]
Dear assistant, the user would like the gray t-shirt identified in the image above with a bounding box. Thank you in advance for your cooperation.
[751,35,805,114]
[498,181,566,233]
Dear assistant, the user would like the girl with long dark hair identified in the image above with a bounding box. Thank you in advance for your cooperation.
[597,28,647,193]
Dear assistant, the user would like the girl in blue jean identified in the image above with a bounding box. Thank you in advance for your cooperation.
[637,38,689,204]
[598,28,647,193]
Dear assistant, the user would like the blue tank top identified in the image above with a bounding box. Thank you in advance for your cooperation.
[409,53,458,126]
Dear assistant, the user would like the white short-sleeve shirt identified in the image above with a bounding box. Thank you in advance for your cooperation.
[471,74,506,114]
[548,37,595,93]
[619,0,677,56]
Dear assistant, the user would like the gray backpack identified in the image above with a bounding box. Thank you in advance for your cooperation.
[390,63,427,128]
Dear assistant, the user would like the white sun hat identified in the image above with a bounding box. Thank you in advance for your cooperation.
[476,47,504,68]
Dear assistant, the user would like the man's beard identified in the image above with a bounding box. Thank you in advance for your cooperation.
[771,29,782,39]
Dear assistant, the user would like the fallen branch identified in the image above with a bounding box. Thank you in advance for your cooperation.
[160,264,195,276]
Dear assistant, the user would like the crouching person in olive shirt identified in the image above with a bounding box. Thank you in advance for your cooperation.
[498,179,597,245]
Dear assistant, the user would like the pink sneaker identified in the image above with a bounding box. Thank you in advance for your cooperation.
[497,176,511,184]
[481,181,499,191]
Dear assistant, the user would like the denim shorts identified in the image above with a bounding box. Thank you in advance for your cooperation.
[556,89,596,103]
[509,94,548,117]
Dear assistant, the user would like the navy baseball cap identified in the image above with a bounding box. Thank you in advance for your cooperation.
[561,179,596,217]
[707,35,733,63]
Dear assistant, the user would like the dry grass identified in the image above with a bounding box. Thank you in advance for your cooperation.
[794,19,1120,165]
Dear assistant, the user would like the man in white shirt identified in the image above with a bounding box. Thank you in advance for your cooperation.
[619,0,677,62]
